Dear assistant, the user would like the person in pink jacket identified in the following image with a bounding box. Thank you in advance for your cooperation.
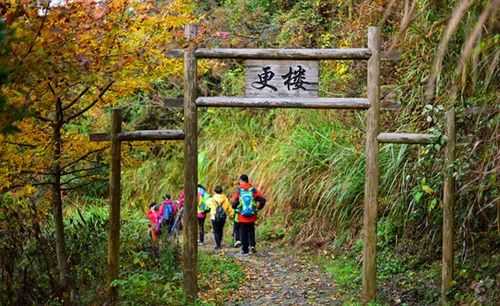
[146,202,163,240]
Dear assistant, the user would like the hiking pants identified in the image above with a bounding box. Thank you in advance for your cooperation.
[212,219,226,247]
[197,217,205,243]
[240,222,256,254]
[233,222,241,242]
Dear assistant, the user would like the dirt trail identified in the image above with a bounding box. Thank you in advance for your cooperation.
[200,234,340,305]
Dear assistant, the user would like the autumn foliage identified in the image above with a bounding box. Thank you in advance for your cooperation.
[0,0,192,299]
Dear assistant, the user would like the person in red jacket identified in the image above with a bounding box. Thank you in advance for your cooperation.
[147,202,163,240]
[231,174,266,255]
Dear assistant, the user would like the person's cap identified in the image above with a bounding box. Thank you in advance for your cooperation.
[239,174,249,183]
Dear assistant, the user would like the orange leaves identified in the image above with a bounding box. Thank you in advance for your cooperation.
[0,0,194,197]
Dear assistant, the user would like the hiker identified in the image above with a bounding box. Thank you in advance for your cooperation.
[197,185,211,245]
[161,194,175,234]
[175,190,185,231]
[233,211,241,248]
[207,185,234,250]
[231,190,242,247]
[231,174,266,255]
[178,190,185,208]
[146,202,162,240]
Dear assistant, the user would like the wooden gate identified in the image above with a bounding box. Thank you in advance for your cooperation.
[91,24,456,304]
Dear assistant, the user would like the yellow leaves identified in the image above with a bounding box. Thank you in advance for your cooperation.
[1,0,195,196]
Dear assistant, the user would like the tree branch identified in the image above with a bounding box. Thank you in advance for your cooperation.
[62,86,91,111]
[61,172,98,186]
[4,141,37,148]
[19,1,50,65]
[34,115,52,123]
[61,146,108,170]
[62,165,104,176]
[21,170,54,175]
[64,81,114,123]
[61,179,106,191]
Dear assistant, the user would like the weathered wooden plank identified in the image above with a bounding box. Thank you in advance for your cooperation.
[381,50,401,61]
[119,130,184,141]
[89,133,110,142]
[89,130,185,142]
[442,108,456,302]
[108,109,121,304]
[245,60,319,98]
[162,96,401,110]
[164,98,184,108]
[381,101,402,110]
[182,24,198,303]
[377,132,434,144]
[166,48,401,61]
[196,48,371,60]
[363,26,381,303]
[196,97,370,109]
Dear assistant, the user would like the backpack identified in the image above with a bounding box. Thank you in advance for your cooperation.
[238,188,257,217]
[198,192,211,214]
[163,203,173,221]
[214,199,227,223]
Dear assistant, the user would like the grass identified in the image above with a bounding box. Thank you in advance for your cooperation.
[198,251,244,304]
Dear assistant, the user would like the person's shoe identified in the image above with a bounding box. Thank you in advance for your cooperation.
[250,246,257,254]
[198,241,204,246]
[214,246,222,251]
[234,240,242,248]
[241,251,249,257]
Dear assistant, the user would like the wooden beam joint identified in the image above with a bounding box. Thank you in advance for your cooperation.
[89,130,185,142]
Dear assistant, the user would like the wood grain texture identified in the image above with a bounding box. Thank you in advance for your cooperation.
[164,98,184,108]
[107,109,121,304]
[182,24,198,303]
[166,48,401,61]
[89,130,185,142]
[196,48,370,59]
[442,108,456,302]
[363,26,381,303]
[377,132,434,144]
[196,97,369,109]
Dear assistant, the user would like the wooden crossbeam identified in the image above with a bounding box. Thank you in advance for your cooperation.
[164,98,184,108]
[89,130,185,142]
[196,97,370,109]
[166,48,401,61]
[377,132,435,144]
[166,97,401,110]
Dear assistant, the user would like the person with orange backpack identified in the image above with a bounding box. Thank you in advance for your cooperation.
[231,174,266,255]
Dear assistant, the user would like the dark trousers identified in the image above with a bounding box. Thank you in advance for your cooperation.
[233,222,241,242]
[212,219,226,247]
[240,222,256,254]
[198,217,205,243]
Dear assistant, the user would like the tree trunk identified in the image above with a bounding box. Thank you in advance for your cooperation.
[51,101,72,300]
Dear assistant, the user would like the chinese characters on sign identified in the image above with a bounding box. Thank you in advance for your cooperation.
[245,60,319,98]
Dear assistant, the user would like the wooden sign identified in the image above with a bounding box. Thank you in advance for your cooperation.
[245,60,319,98]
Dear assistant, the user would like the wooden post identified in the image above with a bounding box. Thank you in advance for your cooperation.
[442,108,456,302]
[362,26,381,303]
[183,24,198,303]
[108,108,121,304]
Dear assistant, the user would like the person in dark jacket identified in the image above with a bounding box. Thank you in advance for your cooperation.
[231,174,266,255]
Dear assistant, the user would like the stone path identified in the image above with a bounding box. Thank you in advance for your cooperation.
[200,234,340,305]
